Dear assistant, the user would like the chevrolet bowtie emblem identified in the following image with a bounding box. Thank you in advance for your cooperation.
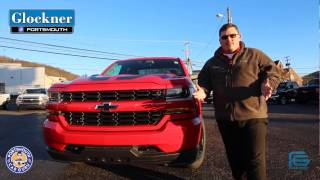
[95,102,118,112]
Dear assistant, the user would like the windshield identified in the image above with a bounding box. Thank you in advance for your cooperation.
[277,83,287,90]
[102,59,185,76]
[25,88,47,94]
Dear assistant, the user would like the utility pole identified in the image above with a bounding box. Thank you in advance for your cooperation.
[185,41,190,60]
[284,56,292,81]
[285,56,291,69]
[184,41,193,75]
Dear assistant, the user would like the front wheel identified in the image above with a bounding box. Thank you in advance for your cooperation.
[169,119,207,170]
[296,97,307,104]
[1,102,8,110]
[3,101,9,110]
[280,97,287,105]
[185,119,206,170]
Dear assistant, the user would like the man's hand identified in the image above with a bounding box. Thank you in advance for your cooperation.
[193,84,207,102]
[261,79,273,100]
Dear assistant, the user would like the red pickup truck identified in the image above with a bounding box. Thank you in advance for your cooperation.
[43,57,206,169]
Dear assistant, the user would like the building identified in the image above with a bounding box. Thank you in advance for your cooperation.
[0,63,65,95]
[274,60,303,86]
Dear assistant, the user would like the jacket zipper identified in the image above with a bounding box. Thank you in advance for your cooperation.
[226,62,235,121]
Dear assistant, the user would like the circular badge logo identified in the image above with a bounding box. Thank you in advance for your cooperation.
[18,27,24,32]
[5,146,33,174]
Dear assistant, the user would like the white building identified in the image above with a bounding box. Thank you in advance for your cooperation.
[0,63,65,95]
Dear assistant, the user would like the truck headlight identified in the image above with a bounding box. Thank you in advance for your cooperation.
[40,96,49,102]
[48,92,61,102]
[166,87,190,100]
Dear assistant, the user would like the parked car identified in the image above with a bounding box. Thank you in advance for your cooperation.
[0,93,10,109]
[44,57,206,169]
[16,88,49,109]
[205,91,213,104]
[269,81,299,104]
[296,78,319,104]
[0,82,10,110]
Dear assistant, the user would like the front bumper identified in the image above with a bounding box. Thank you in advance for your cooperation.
[47,145,199,164]
[43,117,202,154]
[17,100,47,107]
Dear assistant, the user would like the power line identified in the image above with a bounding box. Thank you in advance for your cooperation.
[292,66,318,69]
[0,40,90,55]
[80,38,206,46]
[191,60,205,63]
[0,36,143,58]
[63,67,102,71]
[0,45,120,61]
[0,39,127,59]
[193,18,224,60]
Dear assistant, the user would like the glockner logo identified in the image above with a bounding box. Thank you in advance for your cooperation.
[5,146,33,174]
[9,9,75,33]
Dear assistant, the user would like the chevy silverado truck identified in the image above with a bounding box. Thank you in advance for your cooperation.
[44,57,206,169]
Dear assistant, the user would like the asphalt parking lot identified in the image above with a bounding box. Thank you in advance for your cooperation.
[0,103,319,179]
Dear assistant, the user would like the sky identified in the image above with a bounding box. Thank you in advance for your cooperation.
[0,0,318,77]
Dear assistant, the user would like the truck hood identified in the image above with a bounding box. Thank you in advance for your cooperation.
[73,74,174,85]
[0,93,10,98]
[50,74,193,91]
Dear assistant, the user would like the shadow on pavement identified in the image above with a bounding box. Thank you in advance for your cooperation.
[99,164,185,180]
[0,112,51,161]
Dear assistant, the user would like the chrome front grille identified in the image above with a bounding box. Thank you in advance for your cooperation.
[61,90,165,102]
[22,99,40,103]
[63,111,164,126]
[22,97,40,103]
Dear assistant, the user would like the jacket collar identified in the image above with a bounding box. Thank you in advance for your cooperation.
[214,41,245,58]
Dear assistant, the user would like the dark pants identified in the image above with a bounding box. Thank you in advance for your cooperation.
[216,118,268,180]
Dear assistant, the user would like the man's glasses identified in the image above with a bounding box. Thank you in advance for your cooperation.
[220,34,238,40]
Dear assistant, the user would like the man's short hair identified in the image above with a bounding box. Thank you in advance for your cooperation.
[219,23,240,36]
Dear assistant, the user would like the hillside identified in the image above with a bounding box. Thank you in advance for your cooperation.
[302,71,319,84]
[0,56,78,80]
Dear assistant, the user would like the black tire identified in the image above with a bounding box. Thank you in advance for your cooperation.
[168,119,207,170]
[185,119,206,170]
[2,101,9,110]
[280,97,287,105]
[296,96,307,104]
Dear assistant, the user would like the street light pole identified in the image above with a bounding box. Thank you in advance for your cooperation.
[217,7,233,24]
[227,7,232,23]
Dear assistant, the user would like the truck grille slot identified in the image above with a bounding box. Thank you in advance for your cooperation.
[21,97,40,103]
[61,90,165,102]
[63,111,163,126]
[22,99,40,103]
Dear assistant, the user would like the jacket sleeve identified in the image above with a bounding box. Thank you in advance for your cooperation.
[257,50,281,90]
[198,60,213,93]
